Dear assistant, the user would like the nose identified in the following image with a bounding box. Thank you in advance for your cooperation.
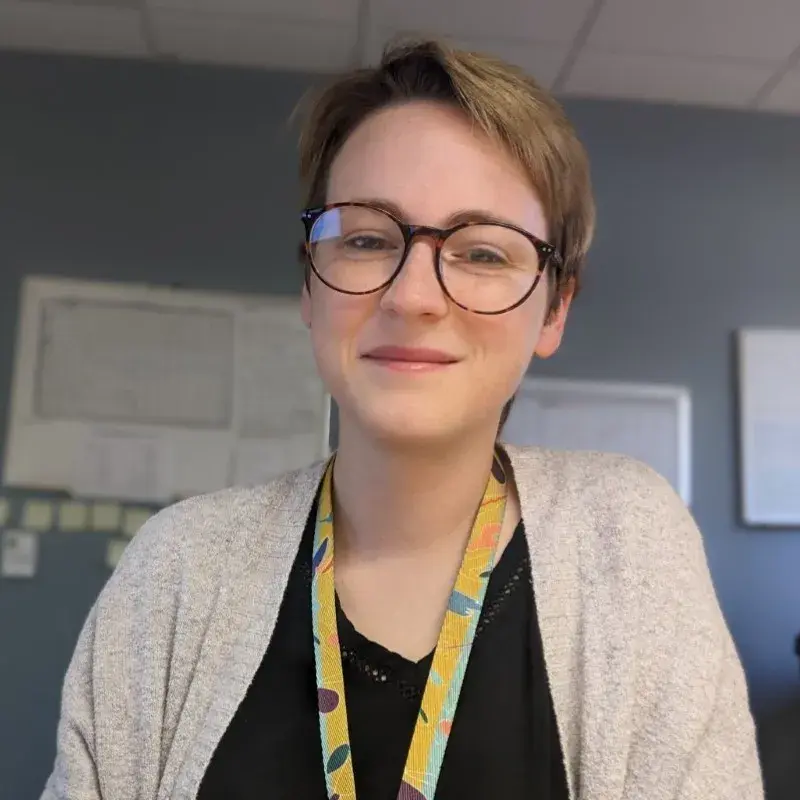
[379,237,449,318]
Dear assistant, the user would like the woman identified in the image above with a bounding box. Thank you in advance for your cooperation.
[43,40,762,800]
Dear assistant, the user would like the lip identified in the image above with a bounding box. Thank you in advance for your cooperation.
[362,345,460,372]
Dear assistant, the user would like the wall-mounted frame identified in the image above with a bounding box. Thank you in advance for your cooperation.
[503,376,692,505]
[4,276,330,501]
[738,328,800,527]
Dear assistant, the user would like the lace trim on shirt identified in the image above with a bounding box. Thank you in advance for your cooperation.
[341,557,532,701]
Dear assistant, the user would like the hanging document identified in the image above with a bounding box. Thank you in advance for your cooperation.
[504,376,692,505]
[3,276,330,501]
[738,328,800,526]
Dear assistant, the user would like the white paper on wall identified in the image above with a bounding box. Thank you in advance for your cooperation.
[71,430,173,502]
[1,530,39,579]
[232,433,324,487]
[738,329,800,525]
[36,299,234,428]
[234,308,325,440]
[3,277,331,499]
[504,377,692,504]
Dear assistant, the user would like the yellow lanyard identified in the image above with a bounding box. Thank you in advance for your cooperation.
[311,453,508,800]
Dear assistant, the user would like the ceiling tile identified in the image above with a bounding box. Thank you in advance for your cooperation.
[146,0,358,25]
[0,0,148,57]
[27,0,141,8]
[761,67,800,113]
[152,9,358,72]
[369,0,596,44]
[366,28,569,88]
[589,0,800,62]
[565,50,775,108]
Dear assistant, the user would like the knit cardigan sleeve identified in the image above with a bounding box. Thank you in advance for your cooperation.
[40,604,102,800]
[39,475,311,800]
[39,491,232,800]
[39,507,175,800]
[624,465,764,799]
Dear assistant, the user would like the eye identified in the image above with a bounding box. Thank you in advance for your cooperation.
[343,234,397,252]
[462,247,508,264]
[445,245,511,267]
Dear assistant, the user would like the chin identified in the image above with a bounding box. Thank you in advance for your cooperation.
[352,398,465,447]
[373,425,455,448]
[372,415,454,446]
[353,393,498,450]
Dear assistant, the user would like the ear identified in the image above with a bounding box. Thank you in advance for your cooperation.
[301,282,312,328]
[534,282,574,360]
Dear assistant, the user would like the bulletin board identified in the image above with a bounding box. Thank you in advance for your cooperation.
[3,276,330,503]
[503,376,692,504]
[738,328,800,527]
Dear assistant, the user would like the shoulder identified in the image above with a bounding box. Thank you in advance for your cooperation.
[506,444,732,671]
[133,461,323,548]
[57,461,326,785]
[505,442,675,502]
[505,443,708,597]
[84,461,325,695]
[505,443,686,524]
[100,461,325,607]
[504,449,753,734]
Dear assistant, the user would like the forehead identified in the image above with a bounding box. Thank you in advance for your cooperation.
[327,100,548,236]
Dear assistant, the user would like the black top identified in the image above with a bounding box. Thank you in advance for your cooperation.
[199,506,569,799]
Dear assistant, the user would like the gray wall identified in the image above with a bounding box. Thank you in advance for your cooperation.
[0,50,798,798]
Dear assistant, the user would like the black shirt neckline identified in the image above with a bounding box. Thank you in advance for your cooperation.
[335,521,529,684]
[197,504,569,800]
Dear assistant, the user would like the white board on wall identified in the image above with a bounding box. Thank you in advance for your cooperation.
[503,377,692,504]
[738,328,800,526]
[3,276,330,501]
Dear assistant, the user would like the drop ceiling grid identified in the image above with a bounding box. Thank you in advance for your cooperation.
[0,0,799,112]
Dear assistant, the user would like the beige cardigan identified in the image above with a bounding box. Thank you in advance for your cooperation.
[42,445,763,799]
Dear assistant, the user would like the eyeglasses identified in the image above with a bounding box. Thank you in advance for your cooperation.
[301,202,561,315]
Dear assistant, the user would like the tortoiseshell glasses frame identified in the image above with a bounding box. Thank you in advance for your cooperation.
[301,202,562,315]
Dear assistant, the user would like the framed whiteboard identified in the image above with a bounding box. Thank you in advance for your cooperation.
[3,276,330,501]
[738,328,800,526]
[503,377,692,504]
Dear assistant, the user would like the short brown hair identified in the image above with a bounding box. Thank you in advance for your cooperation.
[296,37,596,303]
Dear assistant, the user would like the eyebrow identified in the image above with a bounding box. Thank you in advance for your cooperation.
[346,197,524,230]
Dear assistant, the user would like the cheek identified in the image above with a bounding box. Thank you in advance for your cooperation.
[479,308,543,377]
[467,309,544,407]
[307,290,373,365]
[315,291,370,331]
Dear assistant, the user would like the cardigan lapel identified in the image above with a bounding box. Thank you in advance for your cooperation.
[171,462,326,800]
[504,444,581,800]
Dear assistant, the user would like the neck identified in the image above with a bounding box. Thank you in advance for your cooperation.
[331,419,502,557]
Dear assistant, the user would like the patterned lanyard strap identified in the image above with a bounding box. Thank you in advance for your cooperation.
[311,452,509,800]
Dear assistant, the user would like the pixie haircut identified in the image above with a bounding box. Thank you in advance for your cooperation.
[295,38,596,433]
[297,37,596,306]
